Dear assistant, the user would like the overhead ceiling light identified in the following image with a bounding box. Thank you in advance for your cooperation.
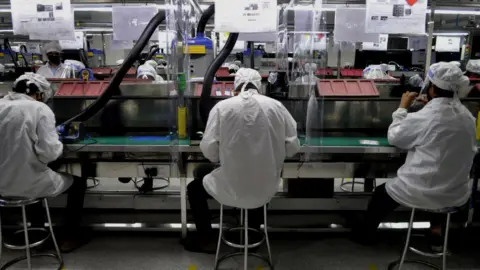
[0,29,13,33]
[77,28,113,32]
[73,7,112,12]
[430,9,480,15]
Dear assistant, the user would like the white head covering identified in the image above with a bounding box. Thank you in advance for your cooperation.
[13,73,52,102]
[145,60,158,69]
[61,59,86,78]
[426,62,470,94]
[466,59,480,74]
[137,64,157,80]
[234,68,261,92]
[44,42,62,54]
[408,74,424,88]
[116,59,124,66]
[228,63,240,73]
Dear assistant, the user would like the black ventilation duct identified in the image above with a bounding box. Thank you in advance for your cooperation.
[61,12,166,126]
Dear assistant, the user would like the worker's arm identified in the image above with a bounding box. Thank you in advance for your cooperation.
[282,105,301,157]
[200,107,220,163]
[387,108,425,150]
[34,105,63,164]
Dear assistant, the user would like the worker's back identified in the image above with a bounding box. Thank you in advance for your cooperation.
[0,93,66,198]
[388,98,477,210]
[202,90,297,209]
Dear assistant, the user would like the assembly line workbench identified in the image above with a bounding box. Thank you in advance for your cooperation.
[63,136,479,237]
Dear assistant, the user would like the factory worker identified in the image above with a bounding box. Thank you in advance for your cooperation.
[36,42,66,78]
[184,68,300,253]
[137,63,164,83]
[228,60,242,74]
[0,73,89,253]
[62,59,86,79]
[355,62,476,252]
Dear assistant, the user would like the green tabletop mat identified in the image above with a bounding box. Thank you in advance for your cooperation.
[78,137,190,146]
[76,136,391,147]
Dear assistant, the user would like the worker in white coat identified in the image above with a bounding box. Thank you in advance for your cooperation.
[0,73,88,252]
[36,42,66,78]
[355,62,476,251]
[184,68,300,253]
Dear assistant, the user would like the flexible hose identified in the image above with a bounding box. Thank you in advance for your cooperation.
[19,45,29,68]
[79,49,90,69]
[199,33,239,124]
[61,12,166,126]
[196,4,214,35]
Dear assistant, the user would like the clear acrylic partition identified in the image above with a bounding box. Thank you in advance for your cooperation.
[288,1,325,162]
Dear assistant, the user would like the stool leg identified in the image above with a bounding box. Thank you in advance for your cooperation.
[44,199,63,265]
[442,213,451,270]
[21,206,31,270]
[398,208,415,270]
[264,205,273,266]
[244,209,248,270]
[352,179,355,192]
[240,209,244,246]
[214,204,224,268]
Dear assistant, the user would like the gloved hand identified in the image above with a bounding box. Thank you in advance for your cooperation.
[400,91,418,109]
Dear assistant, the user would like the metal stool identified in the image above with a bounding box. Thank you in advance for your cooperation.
[388,207,458,270]
[340,178,377,192]
[214,204,273,270]
[0,197,63,270]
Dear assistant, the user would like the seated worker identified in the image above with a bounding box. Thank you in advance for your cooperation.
[36,42,66,78]
[0,73,88,253]
[184,68,301,253]
[355,62,476,251]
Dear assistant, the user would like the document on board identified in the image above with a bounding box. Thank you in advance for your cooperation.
[26,0,75,40]
[365,0,427,35]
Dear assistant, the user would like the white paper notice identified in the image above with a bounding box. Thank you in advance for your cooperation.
[215,0,278,33]
[113,6,158,41]
[334,8,380,43]
[11,0,36,35]
[219,33,245,52]
[435,36,461,52]
[25,0,75,40]
[60,31,84,50]
[362,34,389,51]
[365,0,427,35]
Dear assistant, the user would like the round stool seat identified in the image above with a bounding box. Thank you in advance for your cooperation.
[0,197,39,207]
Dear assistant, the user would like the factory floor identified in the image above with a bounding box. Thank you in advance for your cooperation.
[2,230,480,270]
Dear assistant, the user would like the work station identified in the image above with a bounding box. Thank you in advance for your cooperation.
[0,0,480,269]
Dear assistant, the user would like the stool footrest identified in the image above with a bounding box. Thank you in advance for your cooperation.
[4,228,50,250]
[215,252,273,270]
[409,246,446,258]
[222,227,266,249]
[0,253,63,270]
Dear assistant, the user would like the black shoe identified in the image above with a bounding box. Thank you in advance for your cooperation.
[181,233,217,254]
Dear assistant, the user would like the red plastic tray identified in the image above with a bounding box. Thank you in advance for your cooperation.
[92,68,112,75]
[194,82,235,97]
[316,68,334,76]
[55,82,109,97]
[317,80,379,97]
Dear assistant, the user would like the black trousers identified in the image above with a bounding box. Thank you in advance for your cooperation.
[29,161,87,231]
[187,164,263,236]
[362,183,444,237]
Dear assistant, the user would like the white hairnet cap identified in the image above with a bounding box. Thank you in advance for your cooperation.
[305,63,318,73]
[145,60,158,69]
[13,72,52,102]
[466,59,480,74]
[426,62,470,93]
[234,68,262,92]
[64,59,85,71]
[408,74,424,88]
[228,63,240,72]
[44,42,62,54]
[137,64,157,79]
[116,59,124,66]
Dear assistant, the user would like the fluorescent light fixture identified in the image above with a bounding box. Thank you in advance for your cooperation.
[77,28,113,33]
[0,8,10,12]
[0,29,13,33]
[433,32,469,36]
[73,7,112,12]
[430,9,480,15]
[379,222,430,229]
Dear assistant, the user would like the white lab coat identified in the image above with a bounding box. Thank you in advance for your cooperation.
[386,98,477,210]
[0,93,73,199]
[201,90,300,209]
[36,63,66,78]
